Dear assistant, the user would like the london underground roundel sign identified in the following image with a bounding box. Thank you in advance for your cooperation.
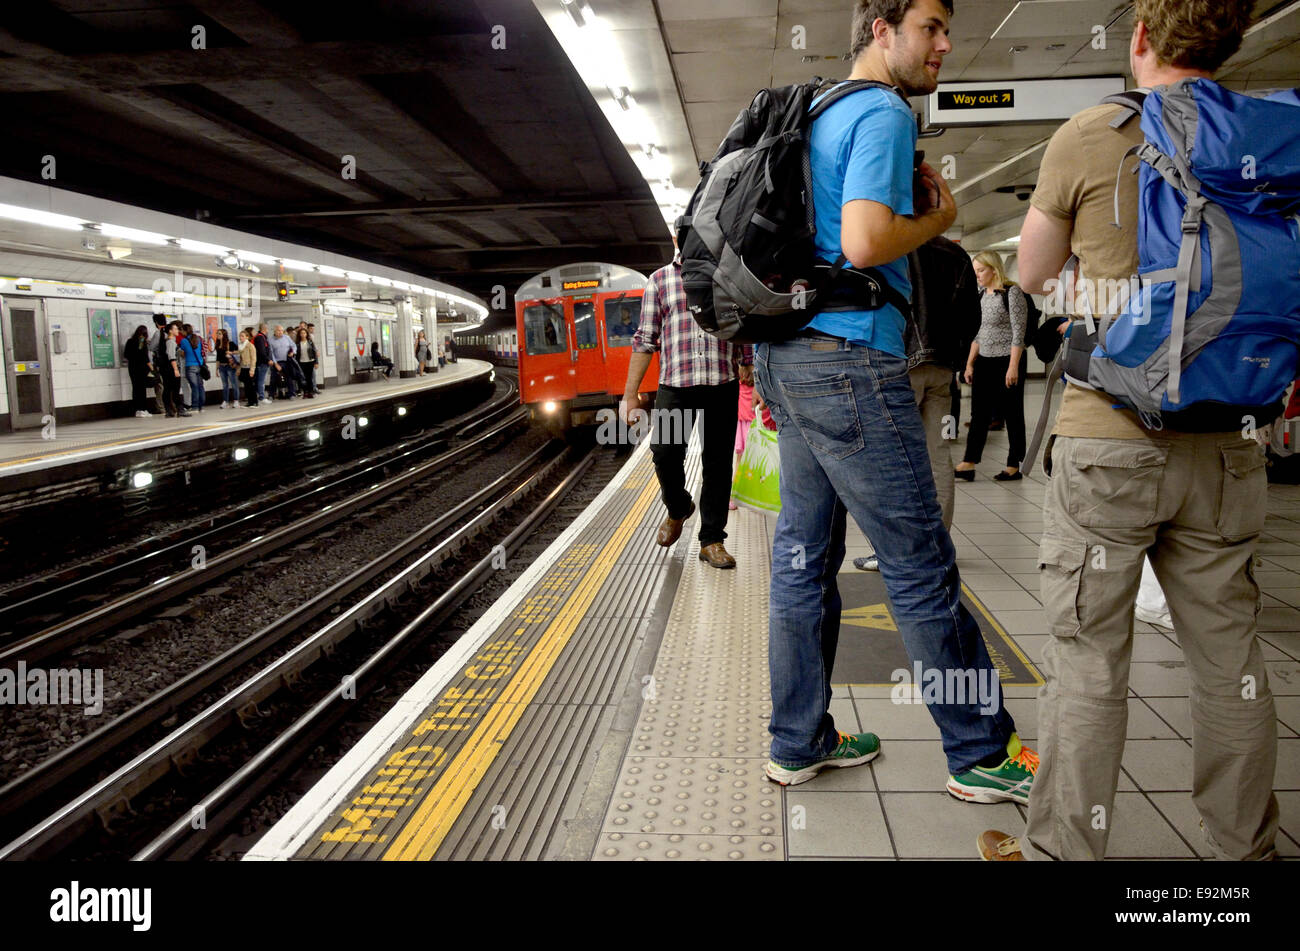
[356,326,365,356]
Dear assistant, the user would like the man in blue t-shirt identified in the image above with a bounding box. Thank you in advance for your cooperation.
[758,0,1038,803]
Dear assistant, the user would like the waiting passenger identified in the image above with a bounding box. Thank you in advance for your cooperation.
[369,341,394,378]
[158,321,189,418]
[295,326,318,397]
[622,237,752,570]
[179,324,206,413]
[237,329,258,408]
[955,251,1028,482]
[415,331,432,375]
[214,328,239,409]
[253,323,272,404]
[757,0,1037,799]
[980,0,1279,862]
[268,325,299,399]
[123,325,154,418]
[856,236,981,570]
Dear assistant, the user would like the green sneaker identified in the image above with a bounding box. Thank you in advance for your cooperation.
[765,731,881,786]
[946,733,1039,804]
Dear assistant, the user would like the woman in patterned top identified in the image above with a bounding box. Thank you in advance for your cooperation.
[955,250,1028,482]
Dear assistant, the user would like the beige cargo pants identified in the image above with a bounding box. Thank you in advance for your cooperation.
[909,362,956,531]
[1023,433,1280,860]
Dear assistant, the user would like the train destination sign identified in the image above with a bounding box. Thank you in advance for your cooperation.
[927,76,1125,125]
[562,279,600,290]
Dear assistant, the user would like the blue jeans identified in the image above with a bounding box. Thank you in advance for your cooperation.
[756,336,1015,774]
[185,365,206,410]
[219,364,239,403]
[255,364,269,401]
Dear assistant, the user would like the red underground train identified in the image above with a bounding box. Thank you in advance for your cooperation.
[514,262,659,432]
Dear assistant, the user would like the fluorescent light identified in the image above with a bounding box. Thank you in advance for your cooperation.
[371,276,393,287]
[132,472,153,488]
[101,224,169,245]
[178,237,232,255]
[1006,235,1021,244]
[234,249,277,264]
[0,203,85,230]
[317,264,346,276]
[345,270,371,282]
[279,258,316,271]
[392,280,411,290]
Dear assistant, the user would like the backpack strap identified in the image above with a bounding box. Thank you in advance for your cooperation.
[1022,343,1068,477]
[807,79,902,122]
[1101,90,1147,128]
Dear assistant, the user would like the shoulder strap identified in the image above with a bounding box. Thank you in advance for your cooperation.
[808,79,902,122]
[1101,90,1148,129]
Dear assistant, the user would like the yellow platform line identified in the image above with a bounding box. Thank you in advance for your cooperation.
[382,468,662,860]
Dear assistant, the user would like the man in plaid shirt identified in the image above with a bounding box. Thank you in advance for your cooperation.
[623,252,753,568]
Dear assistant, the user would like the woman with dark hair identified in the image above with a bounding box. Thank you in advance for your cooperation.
[215,327,239,408]
[294,326,318,397]
[237,329,258,408]
[122,325,154,418]
[369,340,394,378]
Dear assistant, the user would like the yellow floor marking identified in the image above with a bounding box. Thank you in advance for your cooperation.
[833,581,1044,688]
[382,468,662,860]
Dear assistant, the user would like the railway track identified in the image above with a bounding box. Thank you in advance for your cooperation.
[0,373,522,646]
[0,438,605,859]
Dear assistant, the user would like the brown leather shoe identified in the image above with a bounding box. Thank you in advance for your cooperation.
[656,501,695,547]
[976,829,1024,861]
[698,542,736,569]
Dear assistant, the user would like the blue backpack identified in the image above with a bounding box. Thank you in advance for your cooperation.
[1059,78,1300,432]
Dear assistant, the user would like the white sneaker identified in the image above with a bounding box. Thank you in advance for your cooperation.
[220,401,228,409]
[135,410,148,418]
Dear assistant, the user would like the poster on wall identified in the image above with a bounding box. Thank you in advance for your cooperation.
[222,314,238,348]
[88,308,116,368]
[203,315,222,359]
[380,321,391,356]
[117,310,157,356]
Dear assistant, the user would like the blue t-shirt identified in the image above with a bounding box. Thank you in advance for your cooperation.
[179,337,202,367]
[806,85,915,357]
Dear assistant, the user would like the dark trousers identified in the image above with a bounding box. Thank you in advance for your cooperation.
[949,375,961,431]
[240,368,257,406]
[161,371,182,416]
[964,353,1026,468]
[300,361,316,394]
[649,380,739,547]
[129,369,150,412]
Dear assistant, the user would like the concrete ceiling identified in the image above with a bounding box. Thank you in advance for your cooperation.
[0,0,674,302]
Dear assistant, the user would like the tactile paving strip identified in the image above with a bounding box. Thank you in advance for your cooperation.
[595,506,783,860]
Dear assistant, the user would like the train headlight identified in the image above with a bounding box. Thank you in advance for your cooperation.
[542,400,558,414]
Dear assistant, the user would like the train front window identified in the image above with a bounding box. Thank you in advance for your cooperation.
[573,300,597,350]
[605,297,642,347]
[523,304,566,355]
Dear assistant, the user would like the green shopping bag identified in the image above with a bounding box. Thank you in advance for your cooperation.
[732,419,781,514]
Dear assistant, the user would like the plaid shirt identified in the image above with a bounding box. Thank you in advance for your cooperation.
[632,260,751,388]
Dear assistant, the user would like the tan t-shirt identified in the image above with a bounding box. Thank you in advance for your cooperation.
[1031,102,1153,439]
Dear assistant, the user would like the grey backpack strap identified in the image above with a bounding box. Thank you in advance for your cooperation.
[1022,344,1068,477]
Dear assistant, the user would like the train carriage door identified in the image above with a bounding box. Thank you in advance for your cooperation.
[518,298,574,406]
[599,292,649,396]
[571,297,603,395]
[2,300,53,430]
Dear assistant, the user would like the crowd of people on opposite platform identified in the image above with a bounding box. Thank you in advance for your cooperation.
[620,0,1286,863]
[122,318,460,418]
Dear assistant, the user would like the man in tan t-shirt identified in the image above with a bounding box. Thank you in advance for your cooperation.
[978,0,1279,861]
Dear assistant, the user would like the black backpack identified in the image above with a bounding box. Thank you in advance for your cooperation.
[990,285,1042,354]
[677,78,912,344]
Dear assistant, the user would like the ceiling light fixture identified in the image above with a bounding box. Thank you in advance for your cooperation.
[0,203,85,230]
